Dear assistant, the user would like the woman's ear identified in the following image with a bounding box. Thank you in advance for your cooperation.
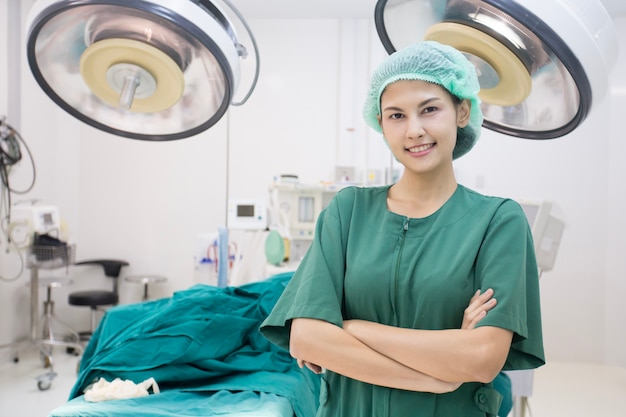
[377,115,383,129]
[457,99,471,128]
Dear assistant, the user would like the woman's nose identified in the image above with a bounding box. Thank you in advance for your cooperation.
[406,115,425,138]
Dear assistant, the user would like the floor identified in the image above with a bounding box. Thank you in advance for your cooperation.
[0,344,625,417]
[0,345,81,417]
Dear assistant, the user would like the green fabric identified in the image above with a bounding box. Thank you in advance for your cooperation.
[260,185,544,417]
[66,273,319,417]
[50,390,293,417]
[493,372,513,416]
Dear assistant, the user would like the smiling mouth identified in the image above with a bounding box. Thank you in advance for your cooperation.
[407,143,435,153]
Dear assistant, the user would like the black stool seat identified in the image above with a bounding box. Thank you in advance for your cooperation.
[68,259,129,336]
[68,290,118,307]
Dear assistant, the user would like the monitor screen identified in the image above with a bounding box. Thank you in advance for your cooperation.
[237,204,255,218]
[41,212,54,225]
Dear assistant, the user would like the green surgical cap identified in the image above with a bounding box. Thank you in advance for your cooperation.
[363,41,483,159]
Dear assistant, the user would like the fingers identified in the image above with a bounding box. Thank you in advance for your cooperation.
[467,289,496,312]
[297,358,323,374]
[462,288,497,330]
[469,288,494,307]
[465,310,486,330]
[306,362,323,374]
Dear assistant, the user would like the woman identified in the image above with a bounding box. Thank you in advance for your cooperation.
[260,41,544,417]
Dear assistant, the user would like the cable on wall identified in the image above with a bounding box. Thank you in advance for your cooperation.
[0,117,37,282]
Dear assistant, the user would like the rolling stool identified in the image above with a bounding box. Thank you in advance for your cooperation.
[124,274,168,301]
[68,259,129,341]
[39,276,82,354]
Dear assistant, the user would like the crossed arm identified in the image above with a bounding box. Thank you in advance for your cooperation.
[289,289,513,393]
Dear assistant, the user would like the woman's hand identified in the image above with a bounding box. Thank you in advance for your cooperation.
[297,358,323,374]
[462,288,496,330]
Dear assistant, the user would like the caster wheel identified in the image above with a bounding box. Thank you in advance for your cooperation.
[37,378,51,391]
[36,372,57,391]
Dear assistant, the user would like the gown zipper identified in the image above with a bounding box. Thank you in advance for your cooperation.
[393,217,410,325]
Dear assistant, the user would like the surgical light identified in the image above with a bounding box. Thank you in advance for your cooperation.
[26,0,259,141]
[374,0,618,139]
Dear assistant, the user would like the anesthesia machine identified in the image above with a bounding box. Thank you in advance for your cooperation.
[266,176,342,265]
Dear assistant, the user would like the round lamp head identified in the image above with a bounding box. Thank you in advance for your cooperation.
[374,0,618,139]
[26,0,245,140]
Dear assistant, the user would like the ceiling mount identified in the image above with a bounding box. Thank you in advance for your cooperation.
[26,0,259,141]
[374,0,618,139]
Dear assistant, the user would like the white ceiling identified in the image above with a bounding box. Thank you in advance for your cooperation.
[601,0,626,17]
[230,0,377,19]
[231,0,625,19]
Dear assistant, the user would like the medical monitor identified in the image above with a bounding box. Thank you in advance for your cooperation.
[518,200,565,273]
[227,199,267,230]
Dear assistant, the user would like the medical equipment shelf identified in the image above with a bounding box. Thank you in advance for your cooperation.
[22,243,82,391]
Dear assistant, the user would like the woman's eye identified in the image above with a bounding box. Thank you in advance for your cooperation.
[423,106,438,114]
[389,113,404,120]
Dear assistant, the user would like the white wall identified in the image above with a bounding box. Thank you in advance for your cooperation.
[0,1,6,117]
[0,3,624,368]
[227,17,390,201]
[227,18,344,200]
[604,15,626,368]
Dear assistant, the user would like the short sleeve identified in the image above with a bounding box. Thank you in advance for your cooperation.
[260,190,353,351]
[474,199,545,370]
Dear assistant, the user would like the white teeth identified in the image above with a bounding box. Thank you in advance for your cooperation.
[408,144,433,153]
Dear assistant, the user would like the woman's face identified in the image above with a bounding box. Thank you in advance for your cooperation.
[377,79,470,176]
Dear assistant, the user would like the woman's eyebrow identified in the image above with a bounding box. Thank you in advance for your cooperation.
[418,97,443,107]
[382,97,442,112]
[381,105,404,112]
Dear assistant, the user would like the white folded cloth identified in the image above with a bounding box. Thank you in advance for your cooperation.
[84,377,160,402]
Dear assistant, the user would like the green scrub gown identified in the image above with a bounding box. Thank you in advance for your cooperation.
[260,184,545,417]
